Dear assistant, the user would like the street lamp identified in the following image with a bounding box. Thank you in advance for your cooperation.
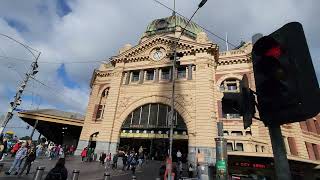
[168,0,208,179]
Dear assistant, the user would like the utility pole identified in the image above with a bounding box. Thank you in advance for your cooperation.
[167,1,207,180]
[215,122,228,180]
[0,34,40,135]
[30,119,39,140]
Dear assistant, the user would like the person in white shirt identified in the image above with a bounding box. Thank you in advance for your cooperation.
[176,150,182,163]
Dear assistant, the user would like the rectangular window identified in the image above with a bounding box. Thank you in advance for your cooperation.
[161,68,170,80]
[96,105,105,119]
[231,131,243,136]
[177,66,186,79]
[146,70,154,81]
[236,143,244,151]
[227,143,233,152]
[131,71,140,82]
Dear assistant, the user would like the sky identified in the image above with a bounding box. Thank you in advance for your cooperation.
[0,0,319,138]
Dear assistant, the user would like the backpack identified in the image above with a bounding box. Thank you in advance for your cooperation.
[45,169,62,180]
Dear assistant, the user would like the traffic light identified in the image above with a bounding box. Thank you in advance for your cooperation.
[252,22,319,125]
[221,75,256,129]
[169,52,183,67]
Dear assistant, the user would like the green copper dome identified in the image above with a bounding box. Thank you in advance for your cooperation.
[145,15,203,39]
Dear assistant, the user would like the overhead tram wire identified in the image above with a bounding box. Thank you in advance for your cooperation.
[153,0,243,50]
[0,55,104,64]
[29,76,84,105]
[0,33,39,59]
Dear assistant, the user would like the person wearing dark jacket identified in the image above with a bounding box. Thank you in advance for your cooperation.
[18,144,36,176]
[45,158,68,180]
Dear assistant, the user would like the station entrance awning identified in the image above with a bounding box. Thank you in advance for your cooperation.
[18,109,84,145]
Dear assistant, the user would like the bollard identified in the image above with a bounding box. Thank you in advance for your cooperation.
[132,175,136,180]
[33,166,45,180]
[0,163,4,173]
[104,172,111,180]
[72,169,80,180]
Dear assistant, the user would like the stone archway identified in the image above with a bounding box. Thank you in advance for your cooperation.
[118,103,189,161]
[110,95,193,143]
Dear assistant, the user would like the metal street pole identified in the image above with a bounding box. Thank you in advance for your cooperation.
[30,119,39,140]
[0,52,40,135]
[167,1,207,180]
[268,124,292,180]
[215,122,228,180]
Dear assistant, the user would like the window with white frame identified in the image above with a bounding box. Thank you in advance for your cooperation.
[131,71,140,82]
[177,66,186,79]
[146,70,154,81]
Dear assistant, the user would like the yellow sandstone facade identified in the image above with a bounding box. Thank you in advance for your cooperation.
[76,15,320,178]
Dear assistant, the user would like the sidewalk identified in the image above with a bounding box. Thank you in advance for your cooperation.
[0,155,131,180]
[0,155,163,180]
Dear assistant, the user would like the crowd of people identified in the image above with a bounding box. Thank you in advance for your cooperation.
[0,134,75,179]
[80,145,148,175]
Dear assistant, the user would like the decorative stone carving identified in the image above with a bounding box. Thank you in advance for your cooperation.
[196,32,209,43]
[119,44,132,54]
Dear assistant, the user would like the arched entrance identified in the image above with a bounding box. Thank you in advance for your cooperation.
[119,103,188,161]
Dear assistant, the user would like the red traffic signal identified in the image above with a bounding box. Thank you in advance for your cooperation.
[252,22,319,125]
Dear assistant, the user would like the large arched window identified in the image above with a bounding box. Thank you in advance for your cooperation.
[122,103,187,131]
[94,87,110,120]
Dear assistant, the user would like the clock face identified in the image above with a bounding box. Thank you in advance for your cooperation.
[153,50,163,61]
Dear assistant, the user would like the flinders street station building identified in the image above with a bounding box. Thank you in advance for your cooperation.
[75,15,320,179]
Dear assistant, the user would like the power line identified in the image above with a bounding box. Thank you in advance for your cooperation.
[29,76,84,105]
[153,0,242,49]
[0,33,39,59]
[0,55,103,64]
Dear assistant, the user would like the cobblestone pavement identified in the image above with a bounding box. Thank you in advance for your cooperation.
[0,155,167,180]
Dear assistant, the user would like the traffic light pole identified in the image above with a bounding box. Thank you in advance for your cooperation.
[268,124,292,180]
[0,53,40,135]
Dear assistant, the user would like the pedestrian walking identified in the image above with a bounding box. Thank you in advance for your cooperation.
[69,145,75,155]
[81,147,87,162]
[105,152,112,169]
[99,152,106,165]
[0,138,7,161]
[112,151,118,169]
[36,143,43,157]
[59,146,64,158]
[188,163,194,178]
[87,148,93,162]
[44,158,68,180]
[176,150,182,163]
[10,142,21,157]
[122,152,128,170]
[130,153,138,175]
[5,142,28,175]
[18,143,36,176]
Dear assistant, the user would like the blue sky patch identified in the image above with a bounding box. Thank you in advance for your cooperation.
[57,63,79,88]
[4,17,29,33]
[56,0,72,17]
